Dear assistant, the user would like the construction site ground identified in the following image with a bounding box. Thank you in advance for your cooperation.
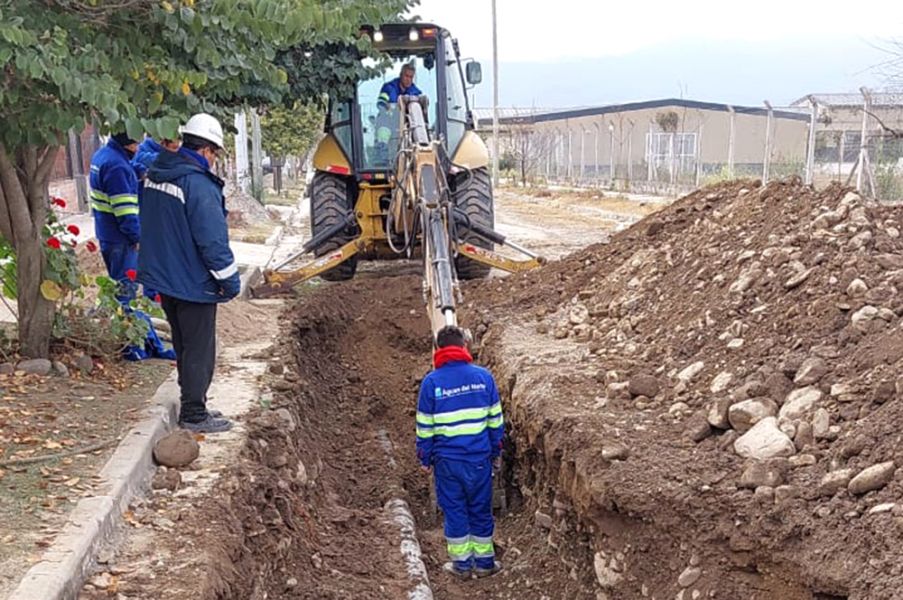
[59,181,903,600]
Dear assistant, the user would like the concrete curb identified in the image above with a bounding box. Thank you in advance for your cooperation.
[7,373,180,600]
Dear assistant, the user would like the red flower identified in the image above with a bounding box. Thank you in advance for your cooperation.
[154,293,162,303]
[86,240,98,253]
[51,197,66,208]
[46,237,61,249]
[67,224,80,236]
[125,269,137,281]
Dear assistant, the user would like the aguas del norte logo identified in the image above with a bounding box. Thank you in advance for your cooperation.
[434,383,487,399]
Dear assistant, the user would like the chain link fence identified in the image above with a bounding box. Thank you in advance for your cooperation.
[483,94,903,202]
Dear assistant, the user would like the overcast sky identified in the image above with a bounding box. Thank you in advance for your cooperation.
[410,0,903,107]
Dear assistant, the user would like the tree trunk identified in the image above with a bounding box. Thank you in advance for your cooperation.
[0,142,58,358]
[17,236,54,358]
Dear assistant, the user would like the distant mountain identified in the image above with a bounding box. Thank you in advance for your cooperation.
[473,36,891,109]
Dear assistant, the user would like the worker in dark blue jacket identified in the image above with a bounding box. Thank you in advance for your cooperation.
[417,326,504,579]
[138,113,239,434]
[89,133,141,303]
[131,136,178,302]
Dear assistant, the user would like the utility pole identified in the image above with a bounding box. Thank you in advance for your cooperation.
[491,0,500,187]
[763,100,773,184]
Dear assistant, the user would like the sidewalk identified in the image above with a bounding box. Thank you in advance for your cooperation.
[1,198,300,600]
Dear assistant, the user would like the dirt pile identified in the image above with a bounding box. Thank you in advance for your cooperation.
[470,178,903,598]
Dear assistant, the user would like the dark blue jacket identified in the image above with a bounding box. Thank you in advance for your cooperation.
[378,77,423,108]
[138,148,240,303]
[416,361,504,466]
[89,140,140,245]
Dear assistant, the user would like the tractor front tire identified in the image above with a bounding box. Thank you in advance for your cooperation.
[310,172,358,281]
[453,167,494,280]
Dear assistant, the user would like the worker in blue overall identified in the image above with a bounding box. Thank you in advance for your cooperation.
[89,132,141,304]
[416,326,504,579]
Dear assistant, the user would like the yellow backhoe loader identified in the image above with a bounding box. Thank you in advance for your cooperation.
[252,23,542,337]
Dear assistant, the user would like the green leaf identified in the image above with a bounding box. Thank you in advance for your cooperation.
[125,117,144,141]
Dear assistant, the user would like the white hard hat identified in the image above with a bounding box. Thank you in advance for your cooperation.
[180,113,224,149]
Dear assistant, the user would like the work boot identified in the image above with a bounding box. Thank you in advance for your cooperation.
[180,414,233,433]
[473,561,503,578]
[442,562,472,580]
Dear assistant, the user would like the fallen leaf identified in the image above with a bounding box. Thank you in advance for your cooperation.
[64,477,80,487]
[43,440,62,450]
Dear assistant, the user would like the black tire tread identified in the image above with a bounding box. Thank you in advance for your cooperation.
[310,172,358,281]
[453,167,494,280]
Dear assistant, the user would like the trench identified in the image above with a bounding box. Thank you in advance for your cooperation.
[196,270,842,600]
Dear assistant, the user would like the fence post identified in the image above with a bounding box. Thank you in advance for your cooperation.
[609,122,615,187]
[626,119,634,187]
[668,132,675,185]
[695,123,704,188]
[856,87,871,194]
[805,95,817,186]
[763,100,773,184]
[647,121,654,183]
[593,122,600,184]
[579,125,586,184]
[837,131,844,181]
[727,105,736,179]
[566,125,573,182]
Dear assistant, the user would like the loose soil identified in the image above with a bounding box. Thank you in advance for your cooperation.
[75,179,903,600]
[466,178,903,598]
[82,274,595,599]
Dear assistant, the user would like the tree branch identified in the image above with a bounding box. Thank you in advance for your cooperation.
[0,143,37,246]
[0,173,14,242]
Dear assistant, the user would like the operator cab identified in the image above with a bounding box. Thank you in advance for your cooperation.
[327,23,482,179]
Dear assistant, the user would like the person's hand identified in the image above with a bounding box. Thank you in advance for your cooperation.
[420,465,432,475]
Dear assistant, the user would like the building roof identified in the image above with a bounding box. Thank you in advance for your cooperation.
[790,92,903,107]
[474,98,809,128]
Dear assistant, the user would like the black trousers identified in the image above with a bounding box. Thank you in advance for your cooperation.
[160,295,217,423]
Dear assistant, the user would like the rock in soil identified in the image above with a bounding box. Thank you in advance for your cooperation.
[628,374,661,398]
[16,358,52,376]
[151,467,182,491]
[848,462,897,495]
[51,360,69,377]
[73,353,95,374]
[734,417,796,460]
[153,430,200,468]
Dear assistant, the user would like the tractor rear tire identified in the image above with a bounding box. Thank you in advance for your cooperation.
[310,172,358,281]
[453,167,494,280]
